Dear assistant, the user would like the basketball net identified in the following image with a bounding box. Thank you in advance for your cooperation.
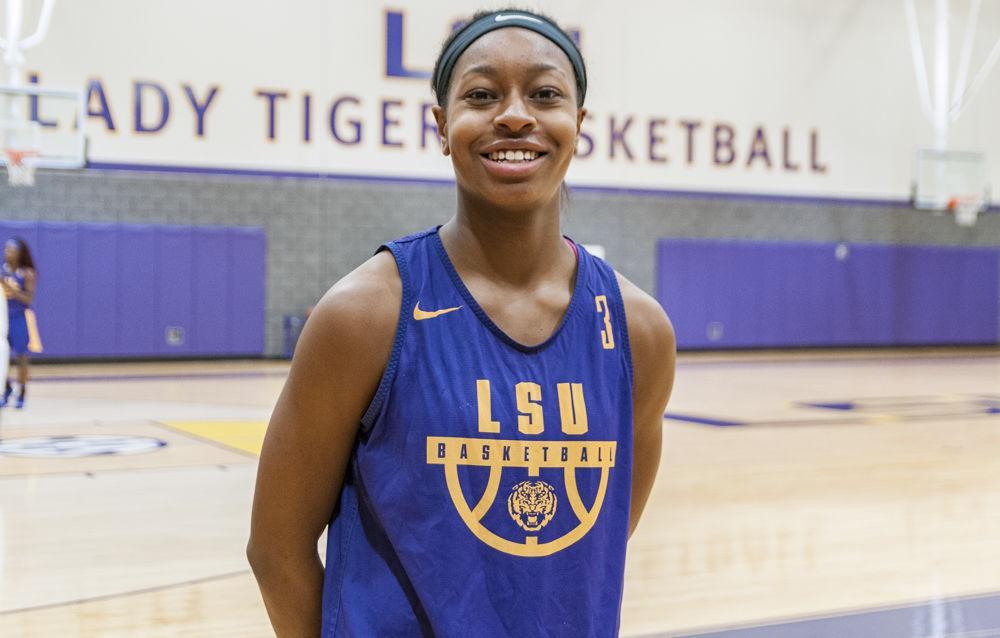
[946,196,981,228]
[3,148,38,186]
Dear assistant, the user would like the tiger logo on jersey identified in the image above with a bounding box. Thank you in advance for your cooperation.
[426,378,616,558]
[508,480,557,532]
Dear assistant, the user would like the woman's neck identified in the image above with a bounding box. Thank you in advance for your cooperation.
[441,194,572,287]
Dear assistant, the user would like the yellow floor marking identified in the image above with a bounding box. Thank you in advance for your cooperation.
[163,420,268,456]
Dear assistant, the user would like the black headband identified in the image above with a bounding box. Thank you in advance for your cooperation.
[433,11,587,106]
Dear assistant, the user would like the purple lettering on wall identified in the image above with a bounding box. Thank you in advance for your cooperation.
[746,126,771,169]
[713,123,735,166]
[86,78,115,132]
[679,119,702,165]
[782,128,799,172]
[610,116,634,161]
[303,93,312,143]
[420,102,438,149]
[810,129,827,173]
[330,96,362,145]
[575,113,594,158]
[381,100,404,148]
[134,81,170,134]
[385,11,432,79]
[27,73,56,128]
[182,84,219,138]
[648,118,668,163]
[255,90,288,141]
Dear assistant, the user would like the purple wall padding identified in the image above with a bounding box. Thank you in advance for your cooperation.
[0,221,266,358]
[35,223,79,355]
[77,224,119,356]
[117,225,158,355]
[656,239,1000,348]
[229,228,267,353]
[156,226,195,355]
[193,227,230,355]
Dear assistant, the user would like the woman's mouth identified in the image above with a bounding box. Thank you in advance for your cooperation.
[484,150,545,163]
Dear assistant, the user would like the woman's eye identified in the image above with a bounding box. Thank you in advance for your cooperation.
[465,89,495,101]
[534,88,562,101]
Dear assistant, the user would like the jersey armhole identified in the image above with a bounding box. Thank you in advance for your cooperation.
[608,272,636,393]
[359,243,412,432]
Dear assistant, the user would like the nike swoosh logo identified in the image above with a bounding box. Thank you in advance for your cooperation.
[495,13,543,23]
[413,302,462,321]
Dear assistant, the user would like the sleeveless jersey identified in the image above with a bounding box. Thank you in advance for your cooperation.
[2,264,29,316]
[322,227,635,637]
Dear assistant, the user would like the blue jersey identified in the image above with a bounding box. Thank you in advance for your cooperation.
[2,264,29,316]
[322,227,635,637]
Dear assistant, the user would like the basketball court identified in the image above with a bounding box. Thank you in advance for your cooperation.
[2,0,1000,636]
[0,351,998,636]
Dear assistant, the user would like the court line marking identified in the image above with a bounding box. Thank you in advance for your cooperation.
[0,569,252,616]
[663,413,744,427]
[27,350,998,382]
[30,370,289,384]
[0,461,253,482]
[666,410,1000,428]
[674,357,1000,370]
[651,587,1000,638]
[148,420,262,459]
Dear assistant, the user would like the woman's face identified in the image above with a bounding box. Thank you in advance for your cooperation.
[4,243,17,266]
[434,28,586,213]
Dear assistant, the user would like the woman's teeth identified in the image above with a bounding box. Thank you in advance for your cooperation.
[488,150,540,162]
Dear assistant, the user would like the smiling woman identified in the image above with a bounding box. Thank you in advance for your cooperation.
[247,8,676,637]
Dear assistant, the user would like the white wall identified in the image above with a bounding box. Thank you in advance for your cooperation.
[9,0,1000,202]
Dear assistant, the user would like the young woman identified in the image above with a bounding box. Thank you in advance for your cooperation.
[248,9,676,636]
[1,237,40,409]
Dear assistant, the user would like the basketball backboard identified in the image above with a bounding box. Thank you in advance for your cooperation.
[0,84,85,170]
[912,148,990,212]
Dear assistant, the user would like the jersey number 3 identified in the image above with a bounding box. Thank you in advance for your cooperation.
[595,295,615,350]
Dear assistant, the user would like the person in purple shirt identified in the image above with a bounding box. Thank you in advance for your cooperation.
[1,237,41,409]
[249,9,676,636]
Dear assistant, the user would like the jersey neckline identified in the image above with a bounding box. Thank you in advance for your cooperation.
[430,226,586,354]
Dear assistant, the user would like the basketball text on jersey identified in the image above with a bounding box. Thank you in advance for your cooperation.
[427,379,616,557]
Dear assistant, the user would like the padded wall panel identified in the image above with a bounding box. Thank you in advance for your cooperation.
[156,226,194,355]
[0,221,266,358]
[33,223,79,356]
[117,225,158,356]
[76,225,118,356]
[229,228,266,353]
[657,239,1000,349]
[193,227,231,354]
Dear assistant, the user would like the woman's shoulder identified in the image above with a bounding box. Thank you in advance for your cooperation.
[289,251,403,406]
[309,251,401,342]
[614,271,675,374]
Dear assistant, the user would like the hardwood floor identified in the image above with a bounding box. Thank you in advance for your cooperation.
[1,351,997,636]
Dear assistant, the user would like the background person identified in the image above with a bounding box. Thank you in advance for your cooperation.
[1,237,42,409]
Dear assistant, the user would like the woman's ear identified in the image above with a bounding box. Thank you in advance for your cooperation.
[432,105,450,156]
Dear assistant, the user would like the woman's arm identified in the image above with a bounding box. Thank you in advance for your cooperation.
[1,269,35,305]
[617,273,676,537]
[247,251,401,636]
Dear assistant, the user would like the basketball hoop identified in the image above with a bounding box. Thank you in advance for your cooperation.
[2,148,38,187]
[946,196,982,228]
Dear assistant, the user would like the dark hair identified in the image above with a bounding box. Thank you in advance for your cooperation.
[9,237,36,270]
[431,8,587,108]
